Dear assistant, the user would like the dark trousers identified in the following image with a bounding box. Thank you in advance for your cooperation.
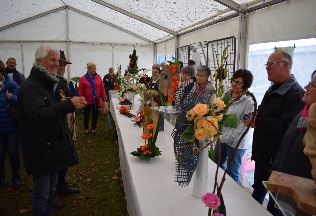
[83,104,98,130]
[0,131,20,182]
[56,168,68,192]
[252,162,284,216]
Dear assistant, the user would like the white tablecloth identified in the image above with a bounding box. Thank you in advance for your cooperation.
[110,95,271,216]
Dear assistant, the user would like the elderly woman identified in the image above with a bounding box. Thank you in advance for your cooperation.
[78,62,106,135]
[0,60,20,189]
[175,65,195,109]
[149,63,161,92]
[173,65,216,186]
[213,69,254,183]
[272,70,316,179]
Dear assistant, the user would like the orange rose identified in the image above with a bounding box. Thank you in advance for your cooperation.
[193,104,209,116]
[195,127,208,140]
[205,116,218,136]
[186,109,196,121]
[212,98,225,110]
[196,118,205,128]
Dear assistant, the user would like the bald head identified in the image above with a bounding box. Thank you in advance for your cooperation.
[266,51,292,84]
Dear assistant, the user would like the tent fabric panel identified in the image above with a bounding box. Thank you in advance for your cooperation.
[178,17,239,48]
[68,11,149,44]
[247,0,316,45]
[69,43,113,79]
[156,39,176,58]
[100,0,228,32]
[64,0,169,42]
[0,10,67,41]
[0,43,24,74]
[0,0,64,28]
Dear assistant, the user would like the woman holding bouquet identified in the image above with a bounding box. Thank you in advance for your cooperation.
[214,69,254,183]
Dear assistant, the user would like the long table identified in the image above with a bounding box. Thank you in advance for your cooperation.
[110,96,271,216]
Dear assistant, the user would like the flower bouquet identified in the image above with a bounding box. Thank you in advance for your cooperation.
[119,105,134,118]
[130,124,162,160]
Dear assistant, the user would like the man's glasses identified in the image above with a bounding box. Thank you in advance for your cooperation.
[265,61,287,67]
[308,82,316,89]
[231,79,243,85]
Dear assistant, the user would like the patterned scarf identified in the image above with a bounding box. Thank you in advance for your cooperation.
[33,64,59,92]
[298,105,310,132]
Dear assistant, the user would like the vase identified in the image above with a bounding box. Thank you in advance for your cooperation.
[303,102,316,190]
[126,91,136,109]
[192,139,208,198]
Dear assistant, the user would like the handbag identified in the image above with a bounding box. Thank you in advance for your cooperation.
[99,97,109,114]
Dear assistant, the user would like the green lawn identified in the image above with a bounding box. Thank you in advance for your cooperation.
[0,111,127,216]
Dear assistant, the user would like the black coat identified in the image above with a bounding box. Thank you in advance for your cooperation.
[252,75,305,165]
[272,112,312,179]
[17,66,78,176]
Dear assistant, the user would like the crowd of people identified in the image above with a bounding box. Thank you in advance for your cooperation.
[0,45,314,216]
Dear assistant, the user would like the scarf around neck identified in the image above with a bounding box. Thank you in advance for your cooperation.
[85,72,97,104]
[33,64,59,92]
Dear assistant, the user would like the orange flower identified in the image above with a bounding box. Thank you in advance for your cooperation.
[172,76,178,82]
[119,106,128,113]
[171,83,177,89]
[147,124,156,129]
[141,144,149,151]
[168,95,175,103]
[169,64,177,73]
[141,134,152,140]
[143,150,152,155]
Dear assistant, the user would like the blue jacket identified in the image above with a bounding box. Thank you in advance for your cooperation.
[0,74,19,132]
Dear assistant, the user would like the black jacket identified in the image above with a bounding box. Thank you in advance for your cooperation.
[5,67,26,86]
[17,66,78,176]
[272,112,312,179]
[252,75,305,165]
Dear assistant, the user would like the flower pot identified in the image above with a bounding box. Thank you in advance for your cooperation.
[126,91,136,109]
[192,139,208,198]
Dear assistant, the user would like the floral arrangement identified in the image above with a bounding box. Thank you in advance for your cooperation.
[119,105,134,118]
[166,58,181,104]
[133,109,144,126]
[213,45,229,97]
[180,97,235,143]
[130,124,162,160]
[127,48,139,75]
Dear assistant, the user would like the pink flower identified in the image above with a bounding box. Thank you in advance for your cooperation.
[213,213,224,216]
[201,193,221,209]
[133,116,141,122]
[136,110,142,115]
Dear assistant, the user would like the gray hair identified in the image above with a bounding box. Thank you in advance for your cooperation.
[197,65,211,77]
[181,66,195,78]
[87,61,96,69]
[34,44,59,64]
[160,61,168,67]
[280,51,293,70]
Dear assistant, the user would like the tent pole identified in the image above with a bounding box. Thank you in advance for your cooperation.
[66,6,71,81]
[236,12,247,69]
[175,36,179,60]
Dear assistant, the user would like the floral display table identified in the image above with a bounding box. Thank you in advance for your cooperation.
[110,96,271,216]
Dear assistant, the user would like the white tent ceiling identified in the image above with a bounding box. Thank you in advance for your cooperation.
[0,0,286,44]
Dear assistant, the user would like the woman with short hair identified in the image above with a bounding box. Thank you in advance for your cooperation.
[78,62,106,135]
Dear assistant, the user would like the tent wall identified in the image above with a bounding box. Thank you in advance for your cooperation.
[0,8,153,80]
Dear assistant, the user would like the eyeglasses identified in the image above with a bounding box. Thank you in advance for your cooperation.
[231,79,243,85]
[265,61,287,67]
[308,82,316,89]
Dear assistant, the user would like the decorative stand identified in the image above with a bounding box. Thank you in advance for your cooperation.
[266,171,316,215]
[192,139,208,199]
[126,91,136,109]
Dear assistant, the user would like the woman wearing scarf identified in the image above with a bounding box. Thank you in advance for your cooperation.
[78,62,106,135]
[272,70,316,179]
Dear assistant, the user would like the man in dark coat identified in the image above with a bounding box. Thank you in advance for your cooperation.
[103,67,117,100]
[244,51,304,215]
[4,58,26,85]
[52,50,80,209]
[18,44,87,216]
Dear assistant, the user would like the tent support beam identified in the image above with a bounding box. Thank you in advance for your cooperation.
[91,0,175,35]
[66,6,71,81]
[0,6,67,31]
[68,6,154,44]
[214,0,240,12]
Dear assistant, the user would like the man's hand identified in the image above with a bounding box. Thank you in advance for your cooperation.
[5,90,12,100]
[70,96,87,109]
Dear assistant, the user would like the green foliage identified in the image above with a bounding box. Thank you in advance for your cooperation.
[71,76,81,89]
[180,124,194,143]
[222,114,238,129]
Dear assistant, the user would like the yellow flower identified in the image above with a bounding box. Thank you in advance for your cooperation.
[214,114,223,121]
[195,127,208,140]
[212,98,225,110]
[205,116,218,136]
[186,109,196,121]
[196,118,205,128]
[193,104,209,116]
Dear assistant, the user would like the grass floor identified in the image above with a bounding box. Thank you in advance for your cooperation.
[0,110,127,216]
